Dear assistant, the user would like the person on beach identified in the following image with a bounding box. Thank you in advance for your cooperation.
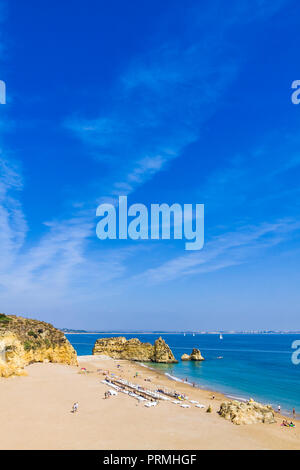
[278,405,281,413]
[293,408,296,418]
[72,402,78,413]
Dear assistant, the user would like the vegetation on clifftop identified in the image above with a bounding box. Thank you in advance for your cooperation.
[0,314,11,325]
[0,314,69,351]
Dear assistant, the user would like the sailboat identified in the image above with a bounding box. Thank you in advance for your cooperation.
[193,333,195,336]
[184,333,186,337]
[219,334,223,340]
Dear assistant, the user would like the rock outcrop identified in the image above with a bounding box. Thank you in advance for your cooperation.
[190,348,205,361]
[0,314,78,377]
[181,353,190,361]
[92,336,153,361]
[180,348,205,361]
[218,399,275,425]
[154,337,177,363]
[93,336,177,363]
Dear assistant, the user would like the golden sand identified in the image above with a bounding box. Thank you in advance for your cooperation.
[0,356,298,450]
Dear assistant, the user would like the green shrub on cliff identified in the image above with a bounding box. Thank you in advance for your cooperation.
[28,330,38,338]
[23,341,32,351]
[0,314,11,325]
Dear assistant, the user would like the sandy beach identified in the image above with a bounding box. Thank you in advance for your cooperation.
[0,356,299,450]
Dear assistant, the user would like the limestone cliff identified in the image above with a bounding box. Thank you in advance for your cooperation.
[219,399,275,425]
[180,348,205,361]
[93,336,177,363]
[0,314,78,377]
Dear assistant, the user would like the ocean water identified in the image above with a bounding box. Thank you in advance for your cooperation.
[66,333,300,415]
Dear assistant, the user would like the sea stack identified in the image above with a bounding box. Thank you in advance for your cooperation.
[181,353,190,361]
[190,348,205,361]
[180,348,205,361]
[154,337,178,363]
[93,336,178,363]
[0,314,78,377]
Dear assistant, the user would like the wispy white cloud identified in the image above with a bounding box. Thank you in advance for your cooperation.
[66,1,290,206]
[0,153,27,267]
[0,156,131,310]
[135,220,300,284]
[65,8,240,201]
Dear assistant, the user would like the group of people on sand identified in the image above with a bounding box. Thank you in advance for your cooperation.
[277,405,297,425]
[281,420,295,428]
[277,405,297,427]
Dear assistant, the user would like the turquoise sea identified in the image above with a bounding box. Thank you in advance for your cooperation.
[66,333,300,416]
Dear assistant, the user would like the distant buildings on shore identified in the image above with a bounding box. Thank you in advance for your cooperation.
[61,328,300,335]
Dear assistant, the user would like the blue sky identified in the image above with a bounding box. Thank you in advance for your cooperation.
[0,0,300,330]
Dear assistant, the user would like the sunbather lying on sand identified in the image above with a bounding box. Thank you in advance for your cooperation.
[281,420,296,427]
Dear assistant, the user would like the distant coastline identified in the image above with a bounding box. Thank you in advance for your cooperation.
[62,330,300,335]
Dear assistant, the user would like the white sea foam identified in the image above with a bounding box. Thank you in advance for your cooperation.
[226,395,248,402]
[164,373,194,386]
[165,373,183,382]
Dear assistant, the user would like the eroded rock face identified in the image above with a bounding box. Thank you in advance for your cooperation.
[93,336,177,363]
[180,348,205,361]
[0,314,78,377]
[219,399,275,425]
